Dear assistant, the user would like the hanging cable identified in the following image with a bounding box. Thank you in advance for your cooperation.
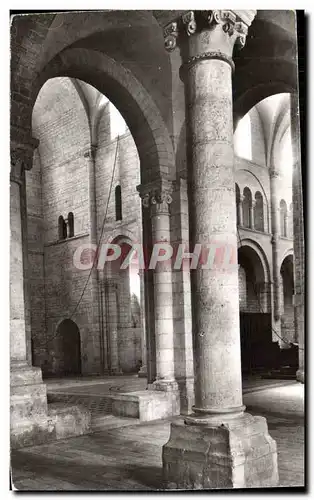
[37,136,120,347]
[237,226,303,350]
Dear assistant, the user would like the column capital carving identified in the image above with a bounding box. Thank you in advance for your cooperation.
[270,168,280,179]
[137,179,174,215]
[84,144,97,161]
[163,10,256,58]
[10,125,39,183]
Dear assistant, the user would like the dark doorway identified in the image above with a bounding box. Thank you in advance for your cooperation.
[240,312,278,373]
[57,319,82,376]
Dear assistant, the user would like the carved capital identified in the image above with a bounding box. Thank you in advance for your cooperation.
[270,169,280,179]
[138,179,173,215]
[10,126,39,183]
[10,147,36,184]
[163,10,256,56]
[84,145,97,161]
[163,21,179,52]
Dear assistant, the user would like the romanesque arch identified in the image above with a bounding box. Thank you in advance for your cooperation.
[56,319,81,376]
[33,48,175,185]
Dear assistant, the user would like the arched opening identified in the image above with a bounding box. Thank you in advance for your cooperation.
[115,185,122,221]
[238,244,275,374]
[242,187,252,228]
[68,212,74,238]
[254,191,264,232]
[280,199,288,237]
[27,55,176,383]
[58,215,67,240]
[57,319,81,376]
[105,237,143,374]
[280,254,295,344]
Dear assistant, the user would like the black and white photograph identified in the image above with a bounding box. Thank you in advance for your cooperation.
[9,8,306,492]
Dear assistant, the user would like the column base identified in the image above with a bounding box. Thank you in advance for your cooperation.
[176,377,195,415]
[10,363,53,449]
[163,412,279,490]
[296,369,304,383]
[149,379,179,392]
[138,365,148,378]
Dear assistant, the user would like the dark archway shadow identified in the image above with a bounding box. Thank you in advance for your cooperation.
[57,319,82,376]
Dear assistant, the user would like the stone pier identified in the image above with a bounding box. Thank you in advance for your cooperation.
[10,132,52,449]
[139,180,179,394]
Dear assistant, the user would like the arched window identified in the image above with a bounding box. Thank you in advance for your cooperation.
[115,185,122,221]
[58,215,67,240]
[234,114,252,161]
[242,187,252,228]
[280,199,288,237]
[68,212,74,238]
[235,184,241,226]
[254,191,264,232]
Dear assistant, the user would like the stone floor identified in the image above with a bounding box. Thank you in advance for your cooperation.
[11,381,304,491]
[45,374,294,395]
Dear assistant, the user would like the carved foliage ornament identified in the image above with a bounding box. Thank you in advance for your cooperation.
[141,188,173,215]
[163,10,249,52]
[142,190,173,207]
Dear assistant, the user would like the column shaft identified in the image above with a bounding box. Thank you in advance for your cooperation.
[104,280,121,373]
[151,203,176,385]
[249,202,255,230]
[187,56,243,413]
[138,270,148,376]
[88,148,103,373]
[270,172,282,324]
[238,197,244,226]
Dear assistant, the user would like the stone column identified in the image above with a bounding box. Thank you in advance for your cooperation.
[270,169,283,343]
[139,179,178,392]
[85,145,103,373]
[138,270,148,377]
[290,93,304,383]
[161,10,278,489]
[284,212,289,238]
[104,278,122,374]
[264,200,269,233]
[259,282,270,313]
[250,199,256,230]
[237,194,244,227]
[10,133,51,448]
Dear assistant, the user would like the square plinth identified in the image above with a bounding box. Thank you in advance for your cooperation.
[162,413,279,490]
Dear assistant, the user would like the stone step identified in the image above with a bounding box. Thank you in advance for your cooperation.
[91,414,141,431]
[47,389,180,423]
[47,393,113,417]
[47,402,91,439]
